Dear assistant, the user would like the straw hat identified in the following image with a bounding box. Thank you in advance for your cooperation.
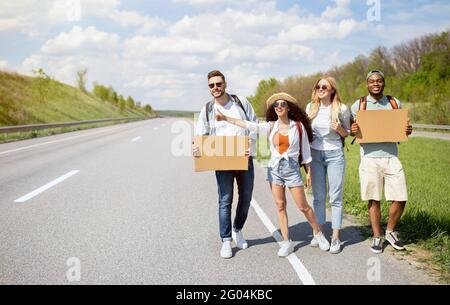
[266,92,298,109]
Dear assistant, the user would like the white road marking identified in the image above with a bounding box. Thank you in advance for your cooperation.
[131,136,142,142]
[250,198,316,285]
[0,125,125,157]
[153,127,159,130]
[14,170,80,203]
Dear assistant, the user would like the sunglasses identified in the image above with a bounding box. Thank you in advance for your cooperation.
[273,101,287,108]
[315,85,330,91]
[208,82,223,89]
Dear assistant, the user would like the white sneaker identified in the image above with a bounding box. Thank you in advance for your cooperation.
[314,232,330,251]
[278,240,294,257]
[329,238,341,254]
[310,235,319,247]
[220,241,232,259]
[232,230,248,249]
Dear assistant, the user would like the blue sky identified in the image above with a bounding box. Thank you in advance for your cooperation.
[0,0,449,110]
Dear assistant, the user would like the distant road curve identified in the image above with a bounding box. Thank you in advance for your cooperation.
[410,131,450,141]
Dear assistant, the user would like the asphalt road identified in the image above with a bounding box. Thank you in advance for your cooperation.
[0,118,435,284]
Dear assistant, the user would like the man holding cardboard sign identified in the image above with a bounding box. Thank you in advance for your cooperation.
[351,70,413,254]
[193,70,258,259]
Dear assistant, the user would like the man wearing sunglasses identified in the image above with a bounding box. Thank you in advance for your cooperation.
[350,70,413,254]
[193,70,258,259]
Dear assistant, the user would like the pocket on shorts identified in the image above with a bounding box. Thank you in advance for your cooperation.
[359,157,378,176]
[288,158,300,169]
[388,157,404,175]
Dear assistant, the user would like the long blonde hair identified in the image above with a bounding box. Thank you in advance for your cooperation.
[308,76,343,123]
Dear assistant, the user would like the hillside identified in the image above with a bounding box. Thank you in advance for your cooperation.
[0,70,154,127]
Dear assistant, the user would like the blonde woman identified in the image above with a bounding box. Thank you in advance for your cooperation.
[306,76,350,254]
[216,93,330,257]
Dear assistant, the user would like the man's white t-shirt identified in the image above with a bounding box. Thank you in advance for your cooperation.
[213,100,247,136]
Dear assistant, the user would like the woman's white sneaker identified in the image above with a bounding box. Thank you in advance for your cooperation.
[314,232,330,251]
[310,235,319,247]
[220,241,232,259]
[329,238,341,254]
[278,240,294,257]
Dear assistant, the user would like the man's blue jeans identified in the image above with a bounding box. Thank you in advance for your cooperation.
[215,157,254,241]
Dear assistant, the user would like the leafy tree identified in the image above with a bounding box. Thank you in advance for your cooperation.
[247,78,279,117]
[126,96,135,109]
[32,68,52,104]
[76,68,88,93]
[143,104,152,113]
[93,82,109,101]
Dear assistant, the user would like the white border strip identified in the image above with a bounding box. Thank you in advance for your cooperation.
[131,136,142,142]
[250,198,316,285]
[14,170,80,203]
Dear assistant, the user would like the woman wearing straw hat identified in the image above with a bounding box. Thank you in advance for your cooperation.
[306,76,351,254]
[215,92,330,257]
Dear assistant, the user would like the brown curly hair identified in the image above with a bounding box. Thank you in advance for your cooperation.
[265,101,313,143]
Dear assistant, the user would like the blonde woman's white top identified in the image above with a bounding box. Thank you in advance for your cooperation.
[306,102,351,151]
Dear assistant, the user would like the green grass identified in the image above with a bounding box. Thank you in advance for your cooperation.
[257,136,450,282]
[0,70,155,127]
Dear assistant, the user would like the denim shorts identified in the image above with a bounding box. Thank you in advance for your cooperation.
[267,158,304,188]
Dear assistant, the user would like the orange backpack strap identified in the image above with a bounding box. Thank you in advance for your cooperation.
[351,97,367,145]
[386,95,399,109]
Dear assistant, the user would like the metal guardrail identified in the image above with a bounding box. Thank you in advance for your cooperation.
[0,117,146,134]
[411,124,450,130]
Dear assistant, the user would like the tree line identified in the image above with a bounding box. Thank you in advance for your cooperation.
[74,68,153,115]
[92,81,153,114]
[248,31,450,124]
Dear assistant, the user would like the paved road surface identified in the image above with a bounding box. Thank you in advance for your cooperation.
[410,130,450,141]
[0,118,435,284]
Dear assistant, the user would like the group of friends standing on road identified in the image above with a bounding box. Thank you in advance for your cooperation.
[193,69,413,259]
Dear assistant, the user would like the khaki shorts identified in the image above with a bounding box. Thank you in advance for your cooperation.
[359,157,408,202]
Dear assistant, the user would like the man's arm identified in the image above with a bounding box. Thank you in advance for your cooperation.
[394,97,412,136]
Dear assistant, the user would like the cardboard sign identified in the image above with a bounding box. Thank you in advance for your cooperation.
[356,109,408,143]
[193,136,249,172]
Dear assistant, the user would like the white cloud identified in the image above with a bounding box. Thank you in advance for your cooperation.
[0,0,162,37]
[0,60,8,69]
[0,16,28,32]
[41,26,120,55]
[278,19,366,43]
[110,11,167,33]
[172,0,261,8]
[321,0,352,20]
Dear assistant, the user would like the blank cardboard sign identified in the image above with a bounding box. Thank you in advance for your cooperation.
[356,109,408,144]
[193,136,249,172]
